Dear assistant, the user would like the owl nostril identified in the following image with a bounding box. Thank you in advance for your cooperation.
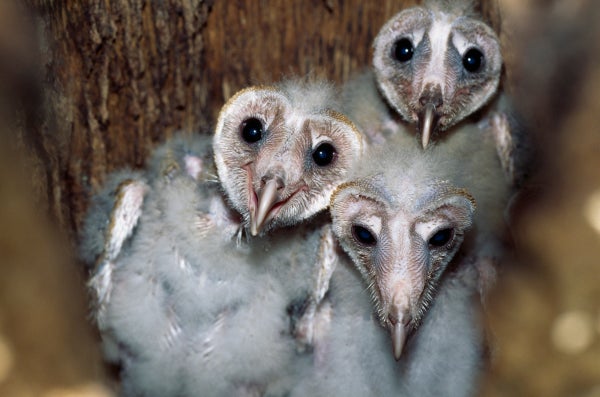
[261,175,285,190]
[419,93,443,108]
[419,85,443,108]
[274,176,285,190]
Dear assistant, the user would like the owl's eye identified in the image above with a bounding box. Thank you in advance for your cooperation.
[462,48,484,73]
[393,38,414,62]
[352,225,377,246]
[241,118,263,143]
[312,142,337,166]
[428,228,453,247]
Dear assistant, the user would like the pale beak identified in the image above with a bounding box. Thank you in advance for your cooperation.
[392,320,407,360]
[388,293,410,360]
[420,102,436,149]
[250,178,279,236]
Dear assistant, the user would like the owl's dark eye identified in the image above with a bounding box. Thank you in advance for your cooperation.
[352,225,377,246]
[393,38,414,62]
[241,118,263,143]
[428,228,453,247]
[462,48,484,73]
[312,142,337,166]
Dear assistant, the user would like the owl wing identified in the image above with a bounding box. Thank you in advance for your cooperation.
[483,111,516,185]
[86,176,149,325]
[291,223,339,351]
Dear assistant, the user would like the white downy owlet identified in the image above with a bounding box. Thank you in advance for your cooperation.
[80,79,364,396]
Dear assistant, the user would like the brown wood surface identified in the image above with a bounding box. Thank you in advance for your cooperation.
[20,0,511,241]
[21,0,421,242]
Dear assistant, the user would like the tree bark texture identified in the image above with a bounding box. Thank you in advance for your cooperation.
[23,0,508,240]
[22,0,431,243]
[28,0,212,241]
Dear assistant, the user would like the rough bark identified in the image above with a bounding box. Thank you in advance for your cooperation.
[25,0,211,240]
[22,0,424,243]
[22,0,509,241]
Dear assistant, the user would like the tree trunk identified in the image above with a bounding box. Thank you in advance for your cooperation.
[22,0,420,243]
[28,0,213,240]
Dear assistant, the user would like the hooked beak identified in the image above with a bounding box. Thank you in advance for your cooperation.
[250,178,280,236]
[390,310,408,360]
[419,103,437,149]
[387,289,411,360]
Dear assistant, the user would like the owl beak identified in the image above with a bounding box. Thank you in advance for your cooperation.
[392,319,407,360]
[250,178,280,236]
[419,102,436,149]
[388,292,411,360]
[418,83,443,149]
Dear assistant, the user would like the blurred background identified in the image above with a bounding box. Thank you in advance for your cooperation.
[0,0,598,396]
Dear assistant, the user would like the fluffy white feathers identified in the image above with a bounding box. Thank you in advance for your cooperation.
[80,79,366,396]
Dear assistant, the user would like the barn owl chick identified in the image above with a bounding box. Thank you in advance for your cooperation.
[80,79,365,396]
[81,132,326,396]
[214,80,364,236]
[212,79,364,350]
[331,167,476,360]
[330,118,509,359]
[372,0,502,148]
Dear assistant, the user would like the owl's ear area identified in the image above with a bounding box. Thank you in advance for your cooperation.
[330,182,362,212]
[430,187,477,229]
[372,6,429,55]
[321,109,366,156]
[453,17,502,69]
[330,180,381,217]
[214,86,291,136]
